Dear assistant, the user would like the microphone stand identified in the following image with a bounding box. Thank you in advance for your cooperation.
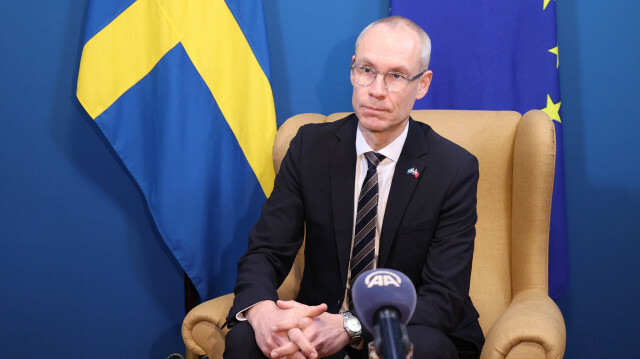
[372,308,413,359]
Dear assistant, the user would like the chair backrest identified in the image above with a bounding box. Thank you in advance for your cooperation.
[273,110,556,335]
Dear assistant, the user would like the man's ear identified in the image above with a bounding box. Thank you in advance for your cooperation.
[350,55,356,84]
[415,70,433,100]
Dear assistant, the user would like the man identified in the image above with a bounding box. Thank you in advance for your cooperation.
[224,16,484,358]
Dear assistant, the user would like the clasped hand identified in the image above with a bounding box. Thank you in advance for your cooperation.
[245,300,350,359]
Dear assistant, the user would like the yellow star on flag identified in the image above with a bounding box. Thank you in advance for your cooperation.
[549,46,559,68]
[544,0,552,10]
[542,94,562,123]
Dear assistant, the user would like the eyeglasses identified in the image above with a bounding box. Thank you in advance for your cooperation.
[350,64,425,93]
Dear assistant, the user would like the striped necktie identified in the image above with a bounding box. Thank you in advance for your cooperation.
[349,151,386,307]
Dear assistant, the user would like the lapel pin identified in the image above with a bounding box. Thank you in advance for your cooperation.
[407,168,419,178]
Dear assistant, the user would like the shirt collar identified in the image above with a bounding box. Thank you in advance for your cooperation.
[355,120,409,163]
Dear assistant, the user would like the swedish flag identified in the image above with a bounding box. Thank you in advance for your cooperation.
[77,0,276,300]
[391,1,568,298]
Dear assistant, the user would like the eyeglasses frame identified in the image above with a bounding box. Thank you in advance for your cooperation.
[350,64,425,93]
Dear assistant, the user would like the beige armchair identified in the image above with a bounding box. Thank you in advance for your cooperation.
[182,110,566,358]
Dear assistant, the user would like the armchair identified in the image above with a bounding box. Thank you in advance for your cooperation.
[182,110,566,358]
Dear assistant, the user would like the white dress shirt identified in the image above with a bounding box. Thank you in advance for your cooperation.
[342,121,409,311]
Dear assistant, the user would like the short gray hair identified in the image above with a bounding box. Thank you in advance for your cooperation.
[355,16,432,71]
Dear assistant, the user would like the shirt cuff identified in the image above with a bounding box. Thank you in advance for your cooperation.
[235,302,260,321]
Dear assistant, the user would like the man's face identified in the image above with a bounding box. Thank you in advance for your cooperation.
[351,24,432,141]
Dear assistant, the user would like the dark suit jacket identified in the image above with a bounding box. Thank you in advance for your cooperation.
[228,114,484,351]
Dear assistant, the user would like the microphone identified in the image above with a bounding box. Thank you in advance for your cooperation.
[352,269,416,359]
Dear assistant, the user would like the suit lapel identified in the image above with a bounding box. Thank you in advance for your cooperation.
[330,115,358,290]
[379,119,429,266]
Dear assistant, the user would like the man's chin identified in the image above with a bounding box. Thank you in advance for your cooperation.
[357,116,388,133]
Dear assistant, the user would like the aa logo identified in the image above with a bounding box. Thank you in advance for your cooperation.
[364,270,402,288]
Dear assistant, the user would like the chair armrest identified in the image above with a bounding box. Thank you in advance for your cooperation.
[182,293,234,357]
[480,290,566,359]
[181,251,304,357]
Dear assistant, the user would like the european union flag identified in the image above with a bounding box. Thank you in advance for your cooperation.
[391,1,568,298]
[77,0,277,300]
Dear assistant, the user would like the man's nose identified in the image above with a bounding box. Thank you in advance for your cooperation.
[368,73,387,98]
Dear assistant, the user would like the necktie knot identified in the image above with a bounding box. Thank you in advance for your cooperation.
[364,151,385,169]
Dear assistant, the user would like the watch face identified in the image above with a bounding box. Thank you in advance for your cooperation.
[346,319,361,332]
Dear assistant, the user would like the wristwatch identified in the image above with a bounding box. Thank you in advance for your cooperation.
[341,311,363,346]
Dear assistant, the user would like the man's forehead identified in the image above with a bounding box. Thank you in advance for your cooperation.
[355,23,421,71]
[361,22,418,43]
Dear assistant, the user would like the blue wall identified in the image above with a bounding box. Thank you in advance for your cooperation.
[0,2,185,358]
[1,0,639,358]
[556,0,640,357]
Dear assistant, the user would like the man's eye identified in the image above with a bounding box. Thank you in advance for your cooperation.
[362,67,374,73]
[391,73,404,79]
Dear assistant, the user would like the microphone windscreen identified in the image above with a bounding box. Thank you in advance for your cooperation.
[351,268,417,331]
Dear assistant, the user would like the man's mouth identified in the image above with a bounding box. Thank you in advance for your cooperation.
[362,105,387,113]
